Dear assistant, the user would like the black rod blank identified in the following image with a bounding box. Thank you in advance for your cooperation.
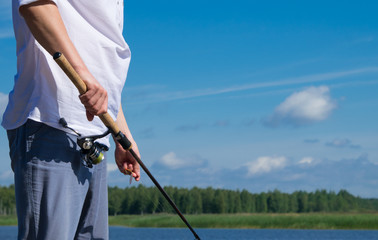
[128,148,200,240]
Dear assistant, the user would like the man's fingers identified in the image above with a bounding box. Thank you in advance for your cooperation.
[79,88,108,117]
[119,163,140,181]
[86,111,94,121]
[132,165,141,181]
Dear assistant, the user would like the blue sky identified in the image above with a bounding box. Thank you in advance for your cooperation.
[1,1,378,198]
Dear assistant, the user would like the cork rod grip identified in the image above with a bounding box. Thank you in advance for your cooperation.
[53,52,120,134]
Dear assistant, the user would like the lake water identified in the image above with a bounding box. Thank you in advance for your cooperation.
[0,226,377,239]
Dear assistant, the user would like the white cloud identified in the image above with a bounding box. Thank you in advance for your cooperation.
[107,163,119,172]
[246,156,287,176]
[298,157,314,165]
[264,86,337,127]
[160,152,188,169]
[157,152,206,170]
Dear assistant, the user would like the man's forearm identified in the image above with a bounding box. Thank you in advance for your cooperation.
[113,104,141,180]
[114,104,136,145]
[20,1,90,79]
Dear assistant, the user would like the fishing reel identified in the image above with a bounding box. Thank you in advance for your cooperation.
[59,118,110,168]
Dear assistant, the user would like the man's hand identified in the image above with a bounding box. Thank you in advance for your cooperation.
[115,141,141,182]
[114,104,140,182]
[78,71,108,121]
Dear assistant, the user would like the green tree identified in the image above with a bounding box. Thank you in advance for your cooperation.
[267,190,284,213]
[201,187,215,213]
[240,189,254,213]
[0,185,16,215]
[256,192,268,213]
[314,190,329,212]
[233,190,242,213]
[188,187,203,214]
[327,191,338,212]
[288,192,298,213]
[108,186,123,216]
[145,188,159,214]
[213,189,226,213]
[297,191,308,213]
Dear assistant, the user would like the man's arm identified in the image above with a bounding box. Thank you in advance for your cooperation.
[20,0,107,121]
[114,104,141,181]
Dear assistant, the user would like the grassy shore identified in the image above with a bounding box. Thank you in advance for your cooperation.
[0,215,17,226]
[109,213,378,230]
[2,213,378,229]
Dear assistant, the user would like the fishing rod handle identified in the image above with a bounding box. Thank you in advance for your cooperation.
[53,52,87,94]
[53,52,125,143]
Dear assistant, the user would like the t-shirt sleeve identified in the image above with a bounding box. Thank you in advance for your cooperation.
[19,0,58,7]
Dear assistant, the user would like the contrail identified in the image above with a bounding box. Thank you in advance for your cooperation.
[128,67,378,104]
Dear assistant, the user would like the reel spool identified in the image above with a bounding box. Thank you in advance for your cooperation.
[59,117,109,168]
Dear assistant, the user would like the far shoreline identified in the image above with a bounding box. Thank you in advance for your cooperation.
[2,213,378,230]
[108,213,378,230]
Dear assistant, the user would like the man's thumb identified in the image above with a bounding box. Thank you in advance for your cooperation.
[86,110,94,121]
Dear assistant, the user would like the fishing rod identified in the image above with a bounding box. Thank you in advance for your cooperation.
[53,52,201,240]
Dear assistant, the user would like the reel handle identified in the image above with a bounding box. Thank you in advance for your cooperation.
[53,52,121,136]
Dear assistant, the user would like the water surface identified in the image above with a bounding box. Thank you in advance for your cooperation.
[1,226,377,239]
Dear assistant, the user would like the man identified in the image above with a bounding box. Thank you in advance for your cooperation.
[2,0,140,239]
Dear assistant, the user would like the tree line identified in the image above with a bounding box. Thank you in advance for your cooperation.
[108,185,378,215]
[1,184,378,216]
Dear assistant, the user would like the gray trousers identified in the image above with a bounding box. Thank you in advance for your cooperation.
[7,120,108,240]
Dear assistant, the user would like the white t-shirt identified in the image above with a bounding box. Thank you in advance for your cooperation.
[2,0,131,146]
